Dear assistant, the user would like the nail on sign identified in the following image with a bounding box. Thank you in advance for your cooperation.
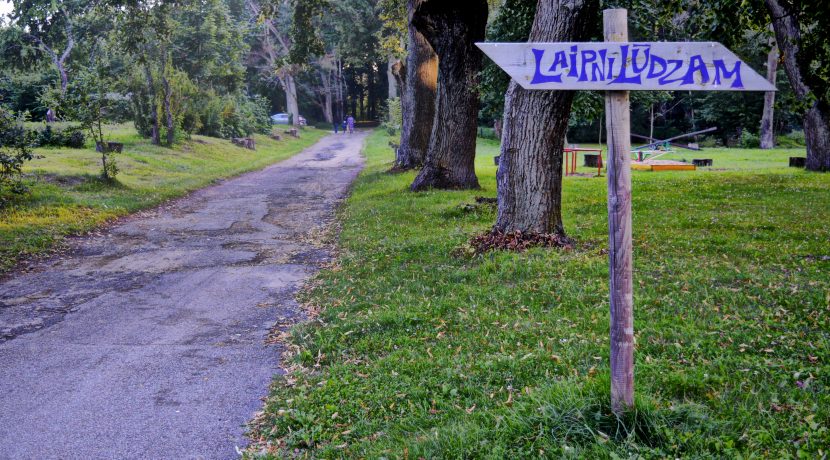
[476,42,776,92]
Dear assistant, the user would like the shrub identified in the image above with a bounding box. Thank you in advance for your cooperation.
[197,93,271,139]
[477,126,499,140]
[33,125,86,148]
[0,107,37,202]
[777,130,806,148]
[739,130,760,149]
[382,97,402,135]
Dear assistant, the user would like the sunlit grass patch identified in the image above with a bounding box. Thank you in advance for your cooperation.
[247,129,828,458]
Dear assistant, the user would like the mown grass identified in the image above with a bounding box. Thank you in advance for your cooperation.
[0,123,326,274]
[248,129,829,458]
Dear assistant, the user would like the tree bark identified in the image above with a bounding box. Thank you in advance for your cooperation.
[760,42,778,149]
[493,0,598,234]
[320,68,334,124]
[161,52,174,146]
[396,0,438,170]
[410,0,488,190]
[282,72,300,126]
[766,0,830,171]
[387,55,399,99]
[144,64,161,146]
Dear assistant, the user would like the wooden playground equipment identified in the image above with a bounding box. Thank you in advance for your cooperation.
[564,147,604,176]
[629,127,717,171]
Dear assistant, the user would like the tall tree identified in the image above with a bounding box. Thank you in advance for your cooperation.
[765,0,829,171]
[409,0,488,191]
[760,39,778,149]
[10,0,92,94]
[493,0,598,235]
[394,0,437,170]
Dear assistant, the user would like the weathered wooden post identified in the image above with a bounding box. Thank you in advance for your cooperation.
[603,8,634,412]
[477,8,775,415]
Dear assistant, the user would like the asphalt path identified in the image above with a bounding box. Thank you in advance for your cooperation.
[0,131,367,459]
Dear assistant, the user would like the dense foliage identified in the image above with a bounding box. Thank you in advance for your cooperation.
[0,106,36,201]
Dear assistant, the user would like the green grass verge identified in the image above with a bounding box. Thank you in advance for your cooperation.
[0,123,326,274]
[249,130,829,458]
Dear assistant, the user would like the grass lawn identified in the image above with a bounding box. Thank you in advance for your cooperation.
[0,123,326,274]
[248,130,829,458]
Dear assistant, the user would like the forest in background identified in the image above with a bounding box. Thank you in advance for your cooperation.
[0,0,817,147]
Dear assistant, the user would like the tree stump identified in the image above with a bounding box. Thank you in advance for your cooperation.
[232,137,256,150]
[692,159,713,167]
[284,128,299,138]
[584,154,601,167]
[270,133,282,141]
[789,157,806,167]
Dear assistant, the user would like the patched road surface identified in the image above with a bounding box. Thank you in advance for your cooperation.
[0,132,366,459]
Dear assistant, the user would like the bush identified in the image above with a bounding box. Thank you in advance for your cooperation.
[477,126,499,140]
[0,107,37,202]
[739,130,760,149]
[196,93,271,139]
[777,130,806,148]
[382,97,402,136]
[33,125,86,148]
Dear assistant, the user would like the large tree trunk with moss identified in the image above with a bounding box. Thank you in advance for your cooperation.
[766,0,830,171]
[760,42,778,149]
[396,0,438,170]
[409,0,487,190]
[494,0,599,234]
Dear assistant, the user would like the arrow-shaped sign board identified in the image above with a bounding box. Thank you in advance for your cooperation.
[477,42,776,92]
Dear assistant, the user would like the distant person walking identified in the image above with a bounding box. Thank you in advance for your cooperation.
[346,115,355,134]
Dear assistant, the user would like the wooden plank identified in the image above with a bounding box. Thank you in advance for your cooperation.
[477,41,776,92]
[604,8,635,414]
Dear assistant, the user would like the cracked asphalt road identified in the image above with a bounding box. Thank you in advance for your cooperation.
[0,131,366,459]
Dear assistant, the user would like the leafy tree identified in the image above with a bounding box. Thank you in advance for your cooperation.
[0,105,37,201]
[45,52,120,180]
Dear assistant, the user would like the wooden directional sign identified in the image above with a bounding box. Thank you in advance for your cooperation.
[479,10,777,415]
[476,42,776,92]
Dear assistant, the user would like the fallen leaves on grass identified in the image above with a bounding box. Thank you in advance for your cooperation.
[469,230,574,254]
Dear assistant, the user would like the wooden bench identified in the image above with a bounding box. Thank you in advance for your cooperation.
[692,159,713,167]
[789,157,806,168]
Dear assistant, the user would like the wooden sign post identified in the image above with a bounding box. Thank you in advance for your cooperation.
[478,8,774,413]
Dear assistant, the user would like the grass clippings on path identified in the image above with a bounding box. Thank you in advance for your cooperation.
[0,124,326,274]
[248,130,829,458]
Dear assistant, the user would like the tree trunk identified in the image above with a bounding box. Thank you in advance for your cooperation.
[760,42,778,149]
[284,73,300,126]
[409,0,488,191]
[163,74,174,146]
[161,52,174,146]
[144,64,161,146]
[493,0,598,234]
[320,69,334,124]
[396,0,438,170]
[387,56,399,99]
[766,0,830,171]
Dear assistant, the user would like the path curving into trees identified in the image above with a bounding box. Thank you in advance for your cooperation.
[0,132,367,458]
